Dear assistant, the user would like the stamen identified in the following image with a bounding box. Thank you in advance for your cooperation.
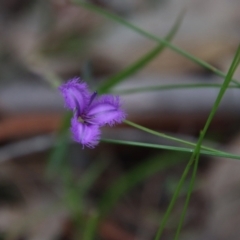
[78,116,85,123]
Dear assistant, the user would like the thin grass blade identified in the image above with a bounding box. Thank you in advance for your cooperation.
[101,138,240,161]
[97,10,185,93]
[124,120,227,155]
[173,44,240,240]
[72,1,240,86]
[112,83,238,95]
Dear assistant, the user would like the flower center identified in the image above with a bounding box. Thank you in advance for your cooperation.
[78,116,85,123]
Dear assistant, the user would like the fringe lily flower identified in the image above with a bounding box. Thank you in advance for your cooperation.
[59,77,126,148]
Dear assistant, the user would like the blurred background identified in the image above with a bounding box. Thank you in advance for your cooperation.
[0,0,240,239]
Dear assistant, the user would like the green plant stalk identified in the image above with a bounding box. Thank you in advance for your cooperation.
[173,149,199,240]
[154,158,193,240]
[82,211,99,240]
[173,45,240,240]
[101,138,240,161]
[72,1,240,87]
[112,83,238,95]
[124,120,226,155]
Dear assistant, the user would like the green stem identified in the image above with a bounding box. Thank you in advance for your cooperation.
[124,120,225,155]
[154,158,193,240]
[72,1,240,87]
[97,9,185,93]
[173,45,240,240]
[112,83,239,95]
[173,151,199,240]
[101,138,240,161]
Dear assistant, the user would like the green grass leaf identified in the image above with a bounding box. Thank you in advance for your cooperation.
[152,45,240,240]
[72,1,240,87]
[97,10,185,93]
[101,138,240,161]
[113,83,238,95]
[124,120,226,155]
[173,44,240,240]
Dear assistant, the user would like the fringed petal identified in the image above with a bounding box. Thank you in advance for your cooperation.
[87,95,126,126]
[58,77,90,114]
[71,117,101,148]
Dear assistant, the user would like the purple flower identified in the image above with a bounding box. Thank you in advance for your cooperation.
[59,77,126,148]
